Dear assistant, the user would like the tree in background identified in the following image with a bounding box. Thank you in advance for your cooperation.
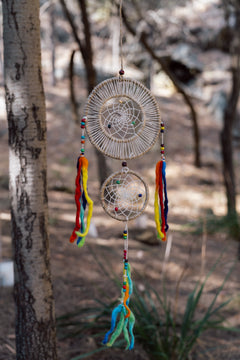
[221,0,240,225]
[59,0,111,185]
[2,0,58,358]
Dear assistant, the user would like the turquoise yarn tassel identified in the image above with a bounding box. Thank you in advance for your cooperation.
[103,260,135,350]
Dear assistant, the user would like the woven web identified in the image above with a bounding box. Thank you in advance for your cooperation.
[101,170,148,221]
[100,97,142,141]
[86,77,161,160]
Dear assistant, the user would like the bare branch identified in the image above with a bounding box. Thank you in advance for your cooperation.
[59,0,85,55]
[69,49,79,124]
[121,3,201,167]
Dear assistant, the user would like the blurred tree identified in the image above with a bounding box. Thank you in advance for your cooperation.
[59,0,110,185]
[221,0,240,223]
[119,0,201,168]
[2,0,58,359]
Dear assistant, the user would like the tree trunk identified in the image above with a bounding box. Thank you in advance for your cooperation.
[60,0,110,185]
[2,0,58,359]
[220,2,240,219]
[50,2,56,86]
[221,64,240,218]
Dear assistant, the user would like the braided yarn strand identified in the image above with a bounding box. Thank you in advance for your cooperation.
[69,156,83,243]
[102,231,135,350]
[69,156,93,245]
[154,119,169,241]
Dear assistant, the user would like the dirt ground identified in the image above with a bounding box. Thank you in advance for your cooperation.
[1,13,240,360]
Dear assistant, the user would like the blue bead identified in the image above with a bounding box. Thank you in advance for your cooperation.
[81,135,85,139]
[138,194,142,197]
[123,289,126,292]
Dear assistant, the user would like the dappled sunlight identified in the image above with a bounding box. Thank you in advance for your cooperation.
[1,0,240,358]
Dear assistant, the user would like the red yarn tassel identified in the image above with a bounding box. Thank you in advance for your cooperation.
[155,160,166,241]
[69,157,82,243]
[158,161,166,236]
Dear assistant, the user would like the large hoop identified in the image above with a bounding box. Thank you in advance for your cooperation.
[85,77,161,160]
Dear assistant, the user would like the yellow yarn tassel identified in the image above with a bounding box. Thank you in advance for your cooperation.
[154,189,165,240]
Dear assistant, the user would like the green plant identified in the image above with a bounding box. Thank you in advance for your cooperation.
[57,255,237,360]
[194,214,240,240]
[131,277,232,360]
[57,299,125,360]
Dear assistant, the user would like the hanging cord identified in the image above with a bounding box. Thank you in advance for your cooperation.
[119,0,123,71]
[123,222,128,261]
[119,0,125,76]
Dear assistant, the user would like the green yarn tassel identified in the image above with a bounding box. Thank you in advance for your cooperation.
[123,317,130,350]
[103,260,135,350]
[107,312,125,347]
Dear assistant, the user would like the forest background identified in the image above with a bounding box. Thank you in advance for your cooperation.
[0,0,240,359]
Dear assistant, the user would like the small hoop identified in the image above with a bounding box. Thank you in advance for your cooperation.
[100,170,149,221]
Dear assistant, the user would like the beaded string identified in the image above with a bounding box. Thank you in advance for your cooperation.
[102,222,135,350]
[69,117,93,246]
[80,117,86,156]
[123,222,128,262]
[123,221,130,317]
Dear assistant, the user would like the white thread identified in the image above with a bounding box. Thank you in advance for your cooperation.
[85,77,161,160]
[119,0,123,71]
[101,170,149,221]
[124,222,128,260]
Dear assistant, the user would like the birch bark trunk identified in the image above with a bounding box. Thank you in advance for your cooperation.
[2,0,58,358]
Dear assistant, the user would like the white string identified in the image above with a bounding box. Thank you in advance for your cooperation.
[101,171,148,221]
[101,97,142,140]
[86,77,161,160]
[119,0,123,71]
[124,222,128,260]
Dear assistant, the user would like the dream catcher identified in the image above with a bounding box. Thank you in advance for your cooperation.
[69,0,168,350]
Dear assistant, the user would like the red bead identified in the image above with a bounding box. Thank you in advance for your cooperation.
[122,161,127,167]
[123,285,126,289]
[81,125,85,129]
[81,118,86,123]
[115,207,118,211]
[161,151,165,154]
[119,69,125,75]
